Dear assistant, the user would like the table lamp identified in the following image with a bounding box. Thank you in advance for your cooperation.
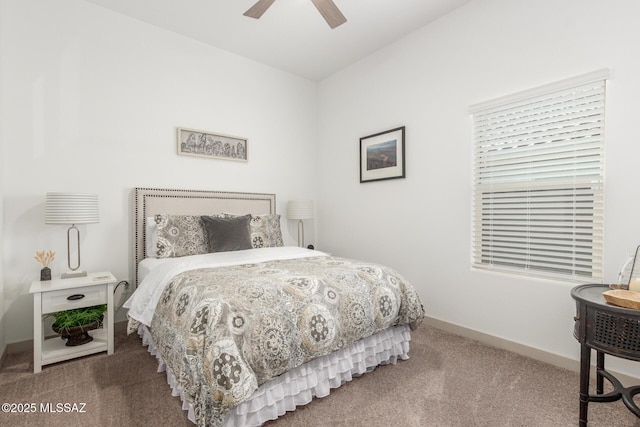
[45,193,99,278]
[287,200,313,247]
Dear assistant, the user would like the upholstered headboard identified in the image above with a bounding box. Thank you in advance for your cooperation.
[133,187,276,286]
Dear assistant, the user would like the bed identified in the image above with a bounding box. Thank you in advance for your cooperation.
[124,187,425,427]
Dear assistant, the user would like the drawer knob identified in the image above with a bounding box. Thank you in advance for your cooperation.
[67,294,85,301]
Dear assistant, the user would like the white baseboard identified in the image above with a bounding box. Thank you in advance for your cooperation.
[4,316,638,387]
[424,316,640,385]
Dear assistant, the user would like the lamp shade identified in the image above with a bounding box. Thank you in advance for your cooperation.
[45,193,100,224]
[287,200,313,220]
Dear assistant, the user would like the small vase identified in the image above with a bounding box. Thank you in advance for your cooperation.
[40,267,51,281]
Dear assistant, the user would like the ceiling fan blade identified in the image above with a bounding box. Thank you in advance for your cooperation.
[243,0,276,19]
[310,0,346,29]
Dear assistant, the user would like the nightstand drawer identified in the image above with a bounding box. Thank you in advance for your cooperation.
[41,284,107,314]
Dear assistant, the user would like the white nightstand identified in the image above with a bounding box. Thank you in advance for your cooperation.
[29,271,116,373]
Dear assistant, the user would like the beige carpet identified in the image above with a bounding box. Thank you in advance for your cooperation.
[1,325,639,427]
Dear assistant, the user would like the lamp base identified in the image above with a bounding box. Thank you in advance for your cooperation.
[61,270,87,279]
[297,219,305,248]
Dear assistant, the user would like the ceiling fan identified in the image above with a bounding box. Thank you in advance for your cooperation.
[243,0,347,29]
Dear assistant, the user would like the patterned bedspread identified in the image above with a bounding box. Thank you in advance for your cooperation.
[150,255,425,426]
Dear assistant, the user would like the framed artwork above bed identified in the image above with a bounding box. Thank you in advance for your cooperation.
[177,127,248,162]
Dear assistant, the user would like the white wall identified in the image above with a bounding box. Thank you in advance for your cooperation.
[316,0,640,376]
[0,0,7,359]
[0,0,318,344]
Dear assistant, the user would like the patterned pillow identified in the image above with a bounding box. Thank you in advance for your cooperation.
[155,214,208,258]
[222,213,284,248]
[249,214,284,248]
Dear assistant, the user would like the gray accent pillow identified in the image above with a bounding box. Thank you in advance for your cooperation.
[221,213,284,248]
[155,214,208,258]
[202,214,253,253]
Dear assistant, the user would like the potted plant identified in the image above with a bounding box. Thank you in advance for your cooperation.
[48,304,106,346]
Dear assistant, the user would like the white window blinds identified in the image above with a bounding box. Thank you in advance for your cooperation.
[471,71,607,282]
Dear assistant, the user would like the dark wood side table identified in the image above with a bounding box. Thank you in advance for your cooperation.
[571,284,640,426]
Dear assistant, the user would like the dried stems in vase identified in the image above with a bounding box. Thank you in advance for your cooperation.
[34,250,55,267]
[35,250,55,280]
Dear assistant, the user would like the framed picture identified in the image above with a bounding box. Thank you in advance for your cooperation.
[177,127,248,162]
[360,126,405,183]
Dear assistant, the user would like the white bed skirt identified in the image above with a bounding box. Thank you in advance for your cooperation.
[138,323,412,426]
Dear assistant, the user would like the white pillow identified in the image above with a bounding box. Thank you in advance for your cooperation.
[145,217,158,258]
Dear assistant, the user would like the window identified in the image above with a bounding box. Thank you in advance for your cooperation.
[471,70,608,282]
